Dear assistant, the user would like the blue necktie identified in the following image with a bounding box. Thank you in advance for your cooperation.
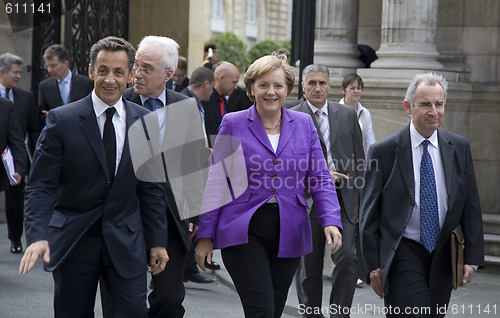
[59,80,68,104]
[146,98,163,111]
[420,140,440,253]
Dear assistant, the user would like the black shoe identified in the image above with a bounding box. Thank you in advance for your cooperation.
[205,260,221,270]
[10,240,23,254]
[184,273,214,284]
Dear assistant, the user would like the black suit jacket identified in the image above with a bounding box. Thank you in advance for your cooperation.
[227,86,253,112]
[24,95,167,279]
[293,101,364,223]
[0,98,27,191]
[11,88,40,157]
[166,77,189,92]
[360,124,484,295]
[123,87,194,250]
[38,73,94,121]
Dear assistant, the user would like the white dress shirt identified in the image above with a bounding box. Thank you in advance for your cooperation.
[404,122,448,243]
[92,91,126,176]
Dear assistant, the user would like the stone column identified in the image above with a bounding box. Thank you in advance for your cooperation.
[371,0,443,70]
[314,0,364,69]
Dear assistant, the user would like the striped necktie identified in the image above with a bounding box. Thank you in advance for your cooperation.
[316,109,336,171]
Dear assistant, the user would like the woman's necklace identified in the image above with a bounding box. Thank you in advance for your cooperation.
[264,119,281,130]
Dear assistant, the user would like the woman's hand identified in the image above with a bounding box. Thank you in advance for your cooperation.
[324,225,342,254]
[195,237,214,271]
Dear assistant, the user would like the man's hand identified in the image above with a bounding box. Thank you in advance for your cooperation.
[12,173,22,185]
[324,225,342,254]
[148,247,168,275]
[19,241,50,275]
[189,223,199,240]
[369,268,384,299]
[460,264,475,287]
[195,238,213,271]
[330,171,348,184]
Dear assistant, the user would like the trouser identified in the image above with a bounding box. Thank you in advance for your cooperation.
[53,229,148,318]
[5,178,25,242]
[222,203,300,318]
[384,238,452,318]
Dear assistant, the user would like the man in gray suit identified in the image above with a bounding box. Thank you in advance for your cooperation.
[360,73,484,317]
[124,35,207,317]
[293,64,365,317]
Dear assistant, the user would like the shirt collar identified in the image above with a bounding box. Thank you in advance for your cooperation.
[307,100,328,116]
[92,90,125,119]
[410,120,439,150]
[139,89,167,107]
[58,70,72,84]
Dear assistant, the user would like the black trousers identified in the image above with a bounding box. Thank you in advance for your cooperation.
[148,213,189,318]
[384,238,452,318]
[222,203,300,318]
[4,178,25,242]
[52,229,148,318]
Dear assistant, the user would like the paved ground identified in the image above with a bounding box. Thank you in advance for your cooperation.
[1,197,498,317]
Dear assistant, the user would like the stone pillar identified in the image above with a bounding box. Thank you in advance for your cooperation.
[371,0,443,70]
[314,0,364,70]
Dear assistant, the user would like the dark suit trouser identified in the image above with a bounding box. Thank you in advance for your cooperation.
[384,238,452,318]
[52,229,148,318]
[148,223,188,318]
[296,208,359,318]
[4,178,25,242]
[222,203,300,318]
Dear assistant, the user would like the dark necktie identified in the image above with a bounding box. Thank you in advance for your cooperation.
[5,88,10,101]
[103,108,116,183]
[420,140,440,253]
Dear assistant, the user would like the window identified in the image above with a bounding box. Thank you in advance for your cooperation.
[247,0,256,22]
[213,0,223,17]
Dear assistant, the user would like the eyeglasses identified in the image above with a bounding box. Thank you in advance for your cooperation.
[134,63,169,75]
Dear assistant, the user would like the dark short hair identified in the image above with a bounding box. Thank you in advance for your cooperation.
[342,74,364,90]
[43,44,69,62]
[89,36,135,71]
[0,53,23,72]
[177,56,188,70]
[189,67,214,87]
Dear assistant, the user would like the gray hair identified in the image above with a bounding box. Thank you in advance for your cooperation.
[0,53,24,72]
[137,36,179,71]
[405,72,448,106]
[302,64,329,83]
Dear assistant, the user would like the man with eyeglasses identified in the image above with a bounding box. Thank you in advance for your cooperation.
[38,44,94,126]
[0,53,39,254]
[124,35,207,318]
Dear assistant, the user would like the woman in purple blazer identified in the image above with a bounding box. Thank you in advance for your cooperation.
[195,54,343,317]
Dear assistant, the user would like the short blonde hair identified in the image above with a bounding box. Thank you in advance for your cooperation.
[244,54,294,101]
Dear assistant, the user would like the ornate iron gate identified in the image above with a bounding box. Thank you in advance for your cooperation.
[31,0,129,92]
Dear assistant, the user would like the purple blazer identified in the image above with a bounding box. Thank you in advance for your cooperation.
[197,105,342,258]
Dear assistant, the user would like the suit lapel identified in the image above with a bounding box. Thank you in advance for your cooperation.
[327,102,341,150]
[51,79,63,105]
[396,125,415,200]
[115,98,136,180]
[79,96,109,179]
[438,129,455,199]
[276,108,295,156]
[247,106,275,154]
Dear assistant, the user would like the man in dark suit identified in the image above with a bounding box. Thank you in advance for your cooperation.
[202,61,240,138]
[0,97,26,210]
[19,36,169,317]
[293,64,365,318]
[38,44,94,125]
[124,35,208,317]
[360,73,484,317]
[0,53,39,253]
[166,56,190,92]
